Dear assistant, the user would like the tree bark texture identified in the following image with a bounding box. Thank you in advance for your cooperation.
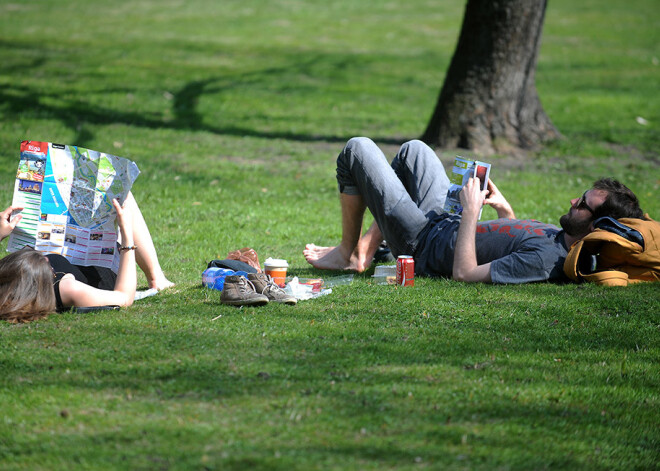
[422,0,560,155]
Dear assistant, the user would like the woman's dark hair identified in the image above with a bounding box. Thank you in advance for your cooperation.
[592,178,644,220]
[0,248,56,323]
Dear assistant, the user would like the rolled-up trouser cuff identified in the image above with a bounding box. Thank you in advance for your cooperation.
[338,183,360,196]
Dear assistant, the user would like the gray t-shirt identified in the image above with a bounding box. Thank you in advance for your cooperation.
[415,215,569,284]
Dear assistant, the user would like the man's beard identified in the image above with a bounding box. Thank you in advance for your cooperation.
[560,212,592,236]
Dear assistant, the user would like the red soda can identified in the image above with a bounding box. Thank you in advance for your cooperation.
[396,255,415,286]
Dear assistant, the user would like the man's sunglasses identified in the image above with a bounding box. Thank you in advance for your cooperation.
[575,191,595,215]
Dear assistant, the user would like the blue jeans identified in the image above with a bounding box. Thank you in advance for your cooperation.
[336,137,450,257]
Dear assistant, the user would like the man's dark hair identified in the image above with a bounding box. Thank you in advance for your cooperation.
[592,178,644,220]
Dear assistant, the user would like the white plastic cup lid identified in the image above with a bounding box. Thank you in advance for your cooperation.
[264,258,289,268]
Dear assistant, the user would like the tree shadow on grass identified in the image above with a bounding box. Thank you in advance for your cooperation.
[1,53,409,149]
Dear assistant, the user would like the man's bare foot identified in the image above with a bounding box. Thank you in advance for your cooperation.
[303,244,335,262]
[304,243,371,272]
[149,276,175,291]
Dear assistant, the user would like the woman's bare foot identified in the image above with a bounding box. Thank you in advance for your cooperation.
[149,276,175,291]
[304,243,371,272]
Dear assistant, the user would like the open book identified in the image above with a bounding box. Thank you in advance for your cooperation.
[443,156,491,219]
[8,141,140,271]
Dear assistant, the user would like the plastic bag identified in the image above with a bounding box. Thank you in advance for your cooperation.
[284,277,332,301]
[227,247,261,273]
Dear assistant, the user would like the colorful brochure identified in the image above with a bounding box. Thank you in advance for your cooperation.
[7,141,140,272]
[443,156,491,219]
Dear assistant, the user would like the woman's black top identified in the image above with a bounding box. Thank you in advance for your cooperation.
[47,254,117,311]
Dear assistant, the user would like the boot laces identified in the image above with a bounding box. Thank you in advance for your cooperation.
[238,277,258,294]
[262,276,282,295]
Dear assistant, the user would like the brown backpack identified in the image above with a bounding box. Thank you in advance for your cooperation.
[564,215,660,286]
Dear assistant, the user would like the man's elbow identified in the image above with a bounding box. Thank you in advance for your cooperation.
[452,270,473,283]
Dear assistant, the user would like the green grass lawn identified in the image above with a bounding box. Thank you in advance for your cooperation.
[1,0,659,469]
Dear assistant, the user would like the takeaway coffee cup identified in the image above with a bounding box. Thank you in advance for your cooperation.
[264,258,288,287]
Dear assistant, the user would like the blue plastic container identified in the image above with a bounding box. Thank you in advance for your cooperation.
[202,267,235,291]
[202,267,221,288]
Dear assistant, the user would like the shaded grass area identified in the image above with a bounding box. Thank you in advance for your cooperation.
[1,0,659,469]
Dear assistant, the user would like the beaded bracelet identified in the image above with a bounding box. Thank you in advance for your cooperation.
[118,245,137,252]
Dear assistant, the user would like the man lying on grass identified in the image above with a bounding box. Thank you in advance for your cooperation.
[304,137,643,284]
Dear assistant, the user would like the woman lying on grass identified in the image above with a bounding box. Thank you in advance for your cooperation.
[0,192,173,323]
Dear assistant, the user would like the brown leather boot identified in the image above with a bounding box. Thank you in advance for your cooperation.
[220,275,269,306]
[247,273,297,305]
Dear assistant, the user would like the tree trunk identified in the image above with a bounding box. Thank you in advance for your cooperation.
[421,0,560,155]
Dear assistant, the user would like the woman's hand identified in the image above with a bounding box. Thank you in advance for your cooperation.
[0,206,23,241]
[483,180,515,219]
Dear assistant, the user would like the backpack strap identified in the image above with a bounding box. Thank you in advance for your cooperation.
[564,239,586,282]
